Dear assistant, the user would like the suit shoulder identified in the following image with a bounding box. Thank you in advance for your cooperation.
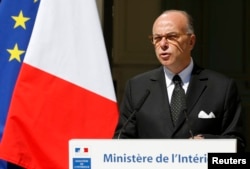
[193,64,233,81]
[130,66,163,81]
[200,69,240,92]
[202,69,233,81]
[125,67,163,92]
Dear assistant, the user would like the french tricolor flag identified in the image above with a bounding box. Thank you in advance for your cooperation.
[0,0,118,169]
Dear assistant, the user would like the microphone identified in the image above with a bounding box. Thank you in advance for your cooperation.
[182,101,194,139]
[117,89,150,139]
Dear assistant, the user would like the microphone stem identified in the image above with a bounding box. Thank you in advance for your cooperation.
[117,110,136,139]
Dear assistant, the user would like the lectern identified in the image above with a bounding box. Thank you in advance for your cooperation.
[69,139,236,169]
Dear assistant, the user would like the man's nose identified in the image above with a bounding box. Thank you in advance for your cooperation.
[159,37,169,49]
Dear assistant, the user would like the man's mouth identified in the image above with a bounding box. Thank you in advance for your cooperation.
[160,52,170,59]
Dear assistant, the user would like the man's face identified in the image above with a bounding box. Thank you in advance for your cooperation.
[152,12,195,73]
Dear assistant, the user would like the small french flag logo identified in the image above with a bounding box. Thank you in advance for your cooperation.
[74,147,90,156]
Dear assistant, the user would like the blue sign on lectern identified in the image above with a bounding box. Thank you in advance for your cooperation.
[73,158,91,169]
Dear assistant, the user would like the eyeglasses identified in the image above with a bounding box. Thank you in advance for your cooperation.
[149,32,191,45]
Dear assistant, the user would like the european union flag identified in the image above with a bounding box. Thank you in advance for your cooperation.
[0,0,40,168]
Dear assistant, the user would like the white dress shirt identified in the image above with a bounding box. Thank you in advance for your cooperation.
[164,58,194,103]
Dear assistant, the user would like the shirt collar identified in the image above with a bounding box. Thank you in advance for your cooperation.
[164,58,194,88]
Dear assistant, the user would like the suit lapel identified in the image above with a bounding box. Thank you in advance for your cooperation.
[149,67,175,135]
[186,64,208,112]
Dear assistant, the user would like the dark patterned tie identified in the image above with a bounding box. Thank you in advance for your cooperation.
[170,75,186,126]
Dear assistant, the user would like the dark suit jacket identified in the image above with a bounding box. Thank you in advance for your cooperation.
[114,64,246,151]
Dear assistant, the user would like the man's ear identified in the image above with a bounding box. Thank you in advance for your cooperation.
[189,34,196,49]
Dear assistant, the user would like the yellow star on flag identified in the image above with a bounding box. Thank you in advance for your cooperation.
[7,44,25,62]
[12,10,30,29]
[34,0,38,2]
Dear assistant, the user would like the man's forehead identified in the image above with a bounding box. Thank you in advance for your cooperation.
[153,13,187,33]
[153,20,181,33]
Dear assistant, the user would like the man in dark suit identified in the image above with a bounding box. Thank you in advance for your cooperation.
[113,10,246,151]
